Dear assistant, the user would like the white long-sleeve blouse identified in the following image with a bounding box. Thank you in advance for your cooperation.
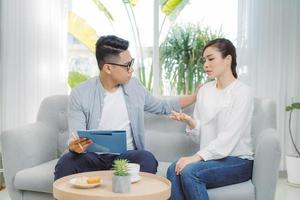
[187,79,254,161]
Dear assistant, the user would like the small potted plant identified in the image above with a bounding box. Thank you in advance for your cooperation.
[112,159,131,193]
[285,102,300,186]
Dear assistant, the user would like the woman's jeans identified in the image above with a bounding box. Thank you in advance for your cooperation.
[167,156,253,200]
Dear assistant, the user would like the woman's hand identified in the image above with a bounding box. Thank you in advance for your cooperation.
[175,154,202,175]
[169,111,196,129]
[69,138,93,154]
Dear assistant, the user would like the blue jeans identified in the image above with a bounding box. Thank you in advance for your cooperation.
[54,150,158,180]
[167,156,253,200]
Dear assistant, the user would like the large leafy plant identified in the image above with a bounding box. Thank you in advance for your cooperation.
[286,102,300,156]
[160,24,223,94]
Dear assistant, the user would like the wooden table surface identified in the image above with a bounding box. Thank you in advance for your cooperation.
[53,170,171,200]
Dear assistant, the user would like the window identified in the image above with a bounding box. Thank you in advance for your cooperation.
[67,0,237,94]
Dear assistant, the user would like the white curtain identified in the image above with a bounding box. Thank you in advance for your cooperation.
[0,0,68,136]
[237,0,300,170]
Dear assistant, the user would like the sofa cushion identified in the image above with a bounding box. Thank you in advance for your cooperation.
[37,95,69,156]
[208,180,255,200]
[14,159,254,199]
[157,161,171,177]
[145,111,199,162]
[23,191,54,200]
[14,159,58,193]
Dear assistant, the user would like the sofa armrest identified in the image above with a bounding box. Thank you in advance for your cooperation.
[252,128,281,200]
[1,122,58,193]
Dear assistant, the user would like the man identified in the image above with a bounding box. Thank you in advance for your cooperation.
[54,35,196,180]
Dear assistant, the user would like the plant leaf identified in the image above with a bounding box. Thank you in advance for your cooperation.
[286,105,293,111]
[292,102,300,109]
[68,71,90,89]
[68,12,98,52]
[161,0,182,15]
[92,0,114,21]
[161,0,189,21]
[123,0,139,6]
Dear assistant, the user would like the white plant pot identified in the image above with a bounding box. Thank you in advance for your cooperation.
[286,155,300,187]
[112,175,131,193]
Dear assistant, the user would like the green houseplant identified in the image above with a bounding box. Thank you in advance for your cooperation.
[285,102,300,186]
[68,71,90,89]
[160,23,223,95]
[112,159,131,193]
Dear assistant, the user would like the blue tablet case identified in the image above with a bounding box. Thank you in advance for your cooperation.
[77,130,127,154]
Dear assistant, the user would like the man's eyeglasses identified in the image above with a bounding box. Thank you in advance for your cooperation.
[106,58,135,71]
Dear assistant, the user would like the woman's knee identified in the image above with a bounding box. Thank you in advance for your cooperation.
[167,162,177,179]
[180,163,202,182]
[180,163,212,186]
[180,165,194,178]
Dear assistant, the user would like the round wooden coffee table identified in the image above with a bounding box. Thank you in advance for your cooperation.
[53,171,171,200]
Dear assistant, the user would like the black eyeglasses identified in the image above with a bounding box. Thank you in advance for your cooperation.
[106,58,135,71]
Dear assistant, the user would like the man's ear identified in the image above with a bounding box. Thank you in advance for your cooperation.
[103,64,112,74]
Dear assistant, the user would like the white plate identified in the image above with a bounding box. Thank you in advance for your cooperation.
[69,177,102,189]
[131,175,142,183]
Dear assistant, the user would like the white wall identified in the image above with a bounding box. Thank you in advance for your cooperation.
[0,0,68,138]
[237,0,300,170]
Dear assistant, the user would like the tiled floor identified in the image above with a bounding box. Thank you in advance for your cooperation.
[0,176,300,200]
[0,187,9,200]
[275,176,300,200]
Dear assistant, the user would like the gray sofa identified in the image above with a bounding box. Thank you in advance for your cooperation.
[1,95,281,200]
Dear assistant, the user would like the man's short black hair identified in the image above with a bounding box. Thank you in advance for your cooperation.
[95,35,129,70]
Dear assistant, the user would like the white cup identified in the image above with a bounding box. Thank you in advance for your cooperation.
[127,163,140,181]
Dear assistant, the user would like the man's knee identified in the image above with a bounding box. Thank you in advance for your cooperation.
[125,150,158,174]
[56,152,84,167]
[54,152,89,180]
[139,150,158,173]
[138,150,157,162]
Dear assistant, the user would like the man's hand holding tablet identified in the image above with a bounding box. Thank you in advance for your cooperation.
[69,132,93,154]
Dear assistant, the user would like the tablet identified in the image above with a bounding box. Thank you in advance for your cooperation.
[77,130,127,154]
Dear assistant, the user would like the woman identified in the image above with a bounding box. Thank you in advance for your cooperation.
[168,38,254,200]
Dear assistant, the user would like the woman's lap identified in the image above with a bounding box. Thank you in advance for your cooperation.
[179,156,253,188]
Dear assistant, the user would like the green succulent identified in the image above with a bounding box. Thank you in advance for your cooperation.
[112,159,129,176]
